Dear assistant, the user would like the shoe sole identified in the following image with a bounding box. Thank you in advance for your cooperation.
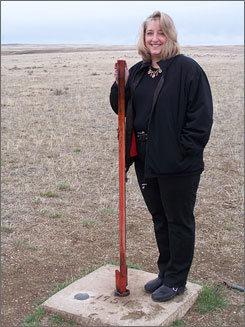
[152,290,185,302]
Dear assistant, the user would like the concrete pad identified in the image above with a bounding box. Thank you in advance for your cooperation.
[42,264,202,326]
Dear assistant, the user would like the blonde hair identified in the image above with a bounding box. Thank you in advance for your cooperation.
[137,11,180,62]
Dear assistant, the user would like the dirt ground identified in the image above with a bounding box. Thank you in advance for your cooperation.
[1,44,244,326]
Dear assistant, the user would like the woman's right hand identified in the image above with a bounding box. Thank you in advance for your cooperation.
[114,59,129,85]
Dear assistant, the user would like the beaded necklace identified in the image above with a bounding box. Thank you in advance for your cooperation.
[147,66,162,78]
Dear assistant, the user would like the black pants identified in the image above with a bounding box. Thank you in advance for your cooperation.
[134,138,200,288]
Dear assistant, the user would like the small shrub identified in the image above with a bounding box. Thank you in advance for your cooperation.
[54,89,63,95]
[53,88,68,95]
[9,66,21,71]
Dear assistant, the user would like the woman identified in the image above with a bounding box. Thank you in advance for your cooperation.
[110,11,213,302]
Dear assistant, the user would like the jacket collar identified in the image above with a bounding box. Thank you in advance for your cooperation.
[139,61,150,70]
[157,55,180,74]
[139,54,181,75]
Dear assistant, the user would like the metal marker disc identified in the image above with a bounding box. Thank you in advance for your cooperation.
[74,293,90,301]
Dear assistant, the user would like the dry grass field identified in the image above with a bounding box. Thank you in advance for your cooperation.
[1,44,244,326]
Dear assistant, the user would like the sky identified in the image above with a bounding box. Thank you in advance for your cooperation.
[1,1,244,46]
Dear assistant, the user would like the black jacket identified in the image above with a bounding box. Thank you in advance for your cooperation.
[110,54,213,178]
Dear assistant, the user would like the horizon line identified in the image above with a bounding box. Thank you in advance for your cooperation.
[1,43,244,47]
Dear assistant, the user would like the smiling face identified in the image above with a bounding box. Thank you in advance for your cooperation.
[145,19,167,63]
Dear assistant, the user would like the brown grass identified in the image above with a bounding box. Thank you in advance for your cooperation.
[1,44,244,326]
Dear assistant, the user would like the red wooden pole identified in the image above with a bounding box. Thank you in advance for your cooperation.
[115,59,130,297]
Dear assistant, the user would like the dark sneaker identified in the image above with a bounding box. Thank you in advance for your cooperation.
[144,277,164,293]
[152,285,185,302]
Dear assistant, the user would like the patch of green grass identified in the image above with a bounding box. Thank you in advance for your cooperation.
[127,262,141,270]
[48,314,75,325]
[81,219,95,227]
[17,240,37,251]
[9,159,18,164]
[195,284,228,314]
[49,212,62,219]
[171,319,186,326]
[40,209,49,216]
[47,152,59,159]
[74,148,81,152]
[225,224,235,231]
[24,306,43,326]
[24,307,75,327]
[39,191,58,198]
[1,226,14,233]
[33,199,41,205]
[217,238,232,246]
[106,261,141,270]
[100,207,115,215]
[2,212,14,220]
[58,184,70,190]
